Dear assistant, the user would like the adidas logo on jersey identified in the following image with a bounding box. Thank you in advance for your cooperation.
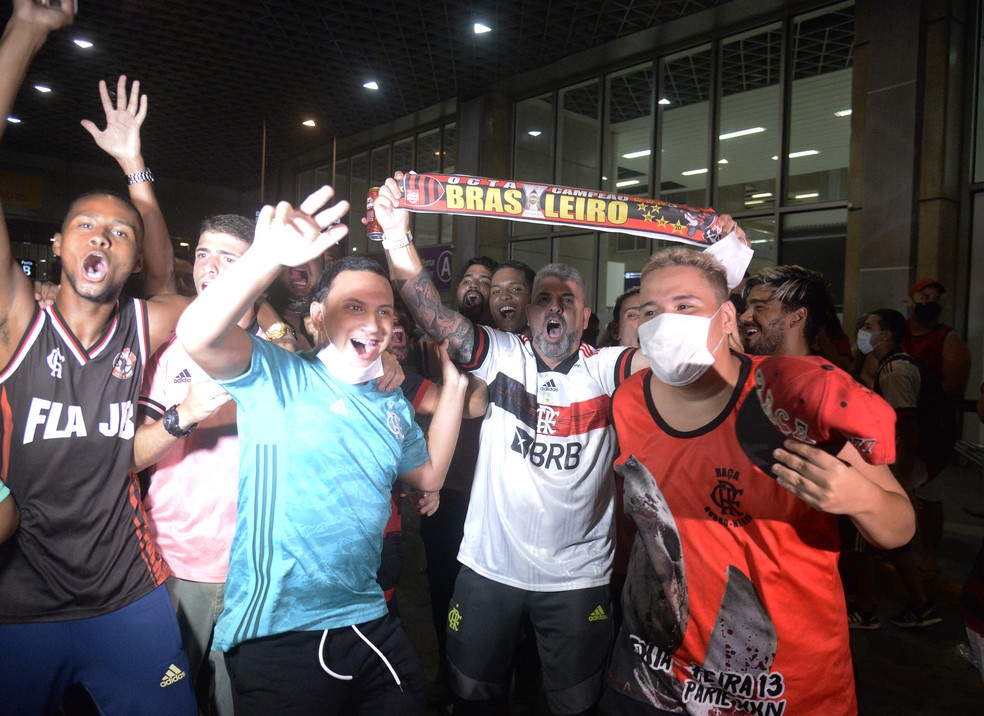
[173,369,192,384]
[541,379,558,392]
[330,398,349,417]
[588,605,608,622]
[160,664,186,687]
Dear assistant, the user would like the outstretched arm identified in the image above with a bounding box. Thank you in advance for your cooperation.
[81,75,175,296]
[399,342,468,492]
[177,186,349,379]
[374,172,478,364]
[0,2,75,367]
[772,439,915,549]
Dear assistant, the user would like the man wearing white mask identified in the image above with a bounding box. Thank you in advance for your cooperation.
[601,247,914,715]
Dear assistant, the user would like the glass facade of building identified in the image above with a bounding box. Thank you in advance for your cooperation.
[511,2,853,320]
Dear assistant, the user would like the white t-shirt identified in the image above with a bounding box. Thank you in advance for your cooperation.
[458,325,634,591]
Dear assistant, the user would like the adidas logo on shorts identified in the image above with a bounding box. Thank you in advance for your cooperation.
[588,605,608,622]
[160,664,187,687]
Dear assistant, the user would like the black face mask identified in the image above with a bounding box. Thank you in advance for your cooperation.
[913,301,942,322]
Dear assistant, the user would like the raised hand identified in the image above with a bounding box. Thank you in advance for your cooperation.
[253,186,350,268]
[80,76,148,166]
[369,171,411,237]
[12,0,76,31]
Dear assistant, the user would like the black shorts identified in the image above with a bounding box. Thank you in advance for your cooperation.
[225,613,425,716]
[446,567,613,714]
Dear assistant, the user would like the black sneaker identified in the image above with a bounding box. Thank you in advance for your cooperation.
[891,605,942,628]
[848,608,881,630]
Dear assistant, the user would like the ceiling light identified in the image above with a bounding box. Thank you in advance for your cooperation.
[681,168,708,176]
[744,199,765,206]
[717,158,728,164]
[835,109,852,117]
[658,97,671,105]
[621,149,651,159]
[73,39,93,49]
[601,176,608,181]
[528,130,542,137]
[178,241,189,247]
[751,192,772,199]
[302,119,316,127]
[789,149,819,158]
[719,126,766,140]
[34,85,51,93]
[794,192,819,199]
[616,179,640,188]
[363,81,379,90]
[352,247,358,252]
[6,116,20,124]
[474,23,492,34]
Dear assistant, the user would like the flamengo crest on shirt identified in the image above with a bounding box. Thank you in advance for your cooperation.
[46,348,65,379]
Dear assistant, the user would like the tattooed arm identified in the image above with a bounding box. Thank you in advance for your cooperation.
[373,172,478,364]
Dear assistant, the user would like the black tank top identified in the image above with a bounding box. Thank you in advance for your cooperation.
[0,300,169,622]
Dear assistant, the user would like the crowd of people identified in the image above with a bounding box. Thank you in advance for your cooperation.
[0,3,980,716]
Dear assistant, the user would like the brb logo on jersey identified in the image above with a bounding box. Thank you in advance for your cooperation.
[111,348,137,380]
[511,426,582,470]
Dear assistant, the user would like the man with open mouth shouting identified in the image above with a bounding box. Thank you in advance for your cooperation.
[267,245,341,350]
[0,4,197,714]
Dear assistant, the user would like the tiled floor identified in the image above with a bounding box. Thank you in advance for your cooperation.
[396,459,984,715]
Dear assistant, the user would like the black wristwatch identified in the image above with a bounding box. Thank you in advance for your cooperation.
[162,404,196,438]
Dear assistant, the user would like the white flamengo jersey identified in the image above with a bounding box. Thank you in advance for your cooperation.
[457,325,636,591]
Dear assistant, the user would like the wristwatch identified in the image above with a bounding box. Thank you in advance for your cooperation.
[126,168,154,185]
[162,404,196,438]
[265,321,296,342]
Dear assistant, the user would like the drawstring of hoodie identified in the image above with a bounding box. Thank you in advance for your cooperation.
[317,624,404,691]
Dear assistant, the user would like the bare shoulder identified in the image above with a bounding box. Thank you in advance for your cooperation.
[145,293,192,353]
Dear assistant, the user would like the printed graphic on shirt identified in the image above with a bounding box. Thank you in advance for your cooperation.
[705,467,752,528]
[112,348,137,380]
[492,372,610,472]
[22,398,135,442]
[676,567,781,713]
[618,456,688,652]
[46,348,64,379]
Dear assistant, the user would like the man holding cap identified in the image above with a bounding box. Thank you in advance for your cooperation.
[600,247,914,715]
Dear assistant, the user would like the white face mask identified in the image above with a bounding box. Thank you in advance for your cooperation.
[316,341,384,384]
[639,304,726,386]
[856,329,882,355]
